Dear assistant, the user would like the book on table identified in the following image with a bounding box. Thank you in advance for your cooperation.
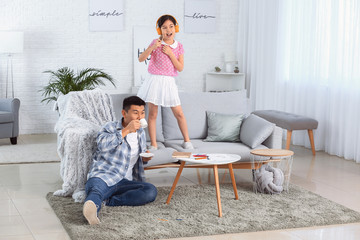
[192,154,208,160]
[172,152,209,160]
[172,151,192,158]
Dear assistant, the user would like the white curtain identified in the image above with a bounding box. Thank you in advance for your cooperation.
[238,0,360,163]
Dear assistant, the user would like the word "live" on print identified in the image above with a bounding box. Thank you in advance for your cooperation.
[185,12,216,19]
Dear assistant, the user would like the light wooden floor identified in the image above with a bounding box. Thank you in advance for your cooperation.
[0,134,359,240]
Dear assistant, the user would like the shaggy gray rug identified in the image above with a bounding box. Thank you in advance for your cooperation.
[46,184,360,240]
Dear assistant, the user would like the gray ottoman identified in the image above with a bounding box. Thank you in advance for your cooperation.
[252,110,318,155]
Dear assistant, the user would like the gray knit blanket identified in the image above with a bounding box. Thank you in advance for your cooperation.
[254,164,284,194]
[54,89,115,202]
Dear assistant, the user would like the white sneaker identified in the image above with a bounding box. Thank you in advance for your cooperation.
[182,141,194,150]
[83,200,100,225]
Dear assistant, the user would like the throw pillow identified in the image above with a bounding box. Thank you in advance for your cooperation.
[240,114,275,148]
[204,111,244,142]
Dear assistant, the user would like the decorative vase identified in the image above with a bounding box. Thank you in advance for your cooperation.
[225,62,232,73]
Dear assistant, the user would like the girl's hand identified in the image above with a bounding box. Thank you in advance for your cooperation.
[152,39,162,51]
[162,45,174,57]
[139,39,162,62]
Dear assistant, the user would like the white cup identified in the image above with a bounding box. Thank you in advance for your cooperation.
[140,118,148,128]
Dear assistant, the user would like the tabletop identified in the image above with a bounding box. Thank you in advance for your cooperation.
[176,153,241,165]
[250,149,294,157]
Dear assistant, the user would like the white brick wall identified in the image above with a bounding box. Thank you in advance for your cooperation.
[0,0,239,134]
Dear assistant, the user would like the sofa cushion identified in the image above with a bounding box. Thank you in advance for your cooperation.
[240,114,275,148]
[162,91,248,140]
[164,139,268,162]
[204,111,244,142]
[111,94,164,142]
[144,147,179,167]
[143,142,178,167]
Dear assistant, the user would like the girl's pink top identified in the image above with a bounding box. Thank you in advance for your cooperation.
[147,39,184,77]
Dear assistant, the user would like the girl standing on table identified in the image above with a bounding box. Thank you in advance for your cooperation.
[137,14,193,150]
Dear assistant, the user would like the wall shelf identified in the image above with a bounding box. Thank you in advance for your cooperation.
[205,72,245,92]
[207,72,244,76]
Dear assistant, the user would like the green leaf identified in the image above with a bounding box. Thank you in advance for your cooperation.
[39,67,116,104]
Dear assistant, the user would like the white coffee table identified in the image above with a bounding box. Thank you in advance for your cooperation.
[166,153,240,217]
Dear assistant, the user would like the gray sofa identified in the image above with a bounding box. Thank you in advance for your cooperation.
[111,91,282,168]
[0,98,20,144]
[55,89,283,202]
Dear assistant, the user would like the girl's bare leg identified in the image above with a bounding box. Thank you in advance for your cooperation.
[148,103,158,148]
[171,105,190,142]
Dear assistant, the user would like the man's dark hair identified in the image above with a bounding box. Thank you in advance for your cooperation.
[123,96,146,112]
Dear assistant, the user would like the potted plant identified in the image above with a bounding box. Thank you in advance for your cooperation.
[40,67,116,104]
[214,66,221,72]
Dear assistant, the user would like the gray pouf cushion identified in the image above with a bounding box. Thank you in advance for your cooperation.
[254,164,284,194]
[252,110,318,130]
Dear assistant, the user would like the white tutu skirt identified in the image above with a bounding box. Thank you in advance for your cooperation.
[137,74,181,107]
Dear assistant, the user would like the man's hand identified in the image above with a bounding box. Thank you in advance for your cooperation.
[126,119,141,132]
[142,150,153,163]
[122,120,140,137]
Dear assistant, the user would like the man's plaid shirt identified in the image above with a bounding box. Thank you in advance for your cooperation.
[87,120,147,186]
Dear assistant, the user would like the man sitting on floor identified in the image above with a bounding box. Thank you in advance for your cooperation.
[83,96,157,225]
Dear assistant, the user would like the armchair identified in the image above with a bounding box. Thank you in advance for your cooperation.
[0,98,20,144]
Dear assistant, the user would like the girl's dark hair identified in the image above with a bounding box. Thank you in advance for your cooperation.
[157,15,177,28]
[123,96,146,112]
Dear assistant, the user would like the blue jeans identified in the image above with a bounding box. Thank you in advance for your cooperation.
[85,177,157,212]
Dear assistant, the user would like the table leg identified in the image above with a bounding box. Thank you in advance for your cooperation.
[221,171,227,183]
[166,161,186,204]
[228,163,238,200]
[213,165,222,217]
[196,168,202,185]
[208,169,211,183]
